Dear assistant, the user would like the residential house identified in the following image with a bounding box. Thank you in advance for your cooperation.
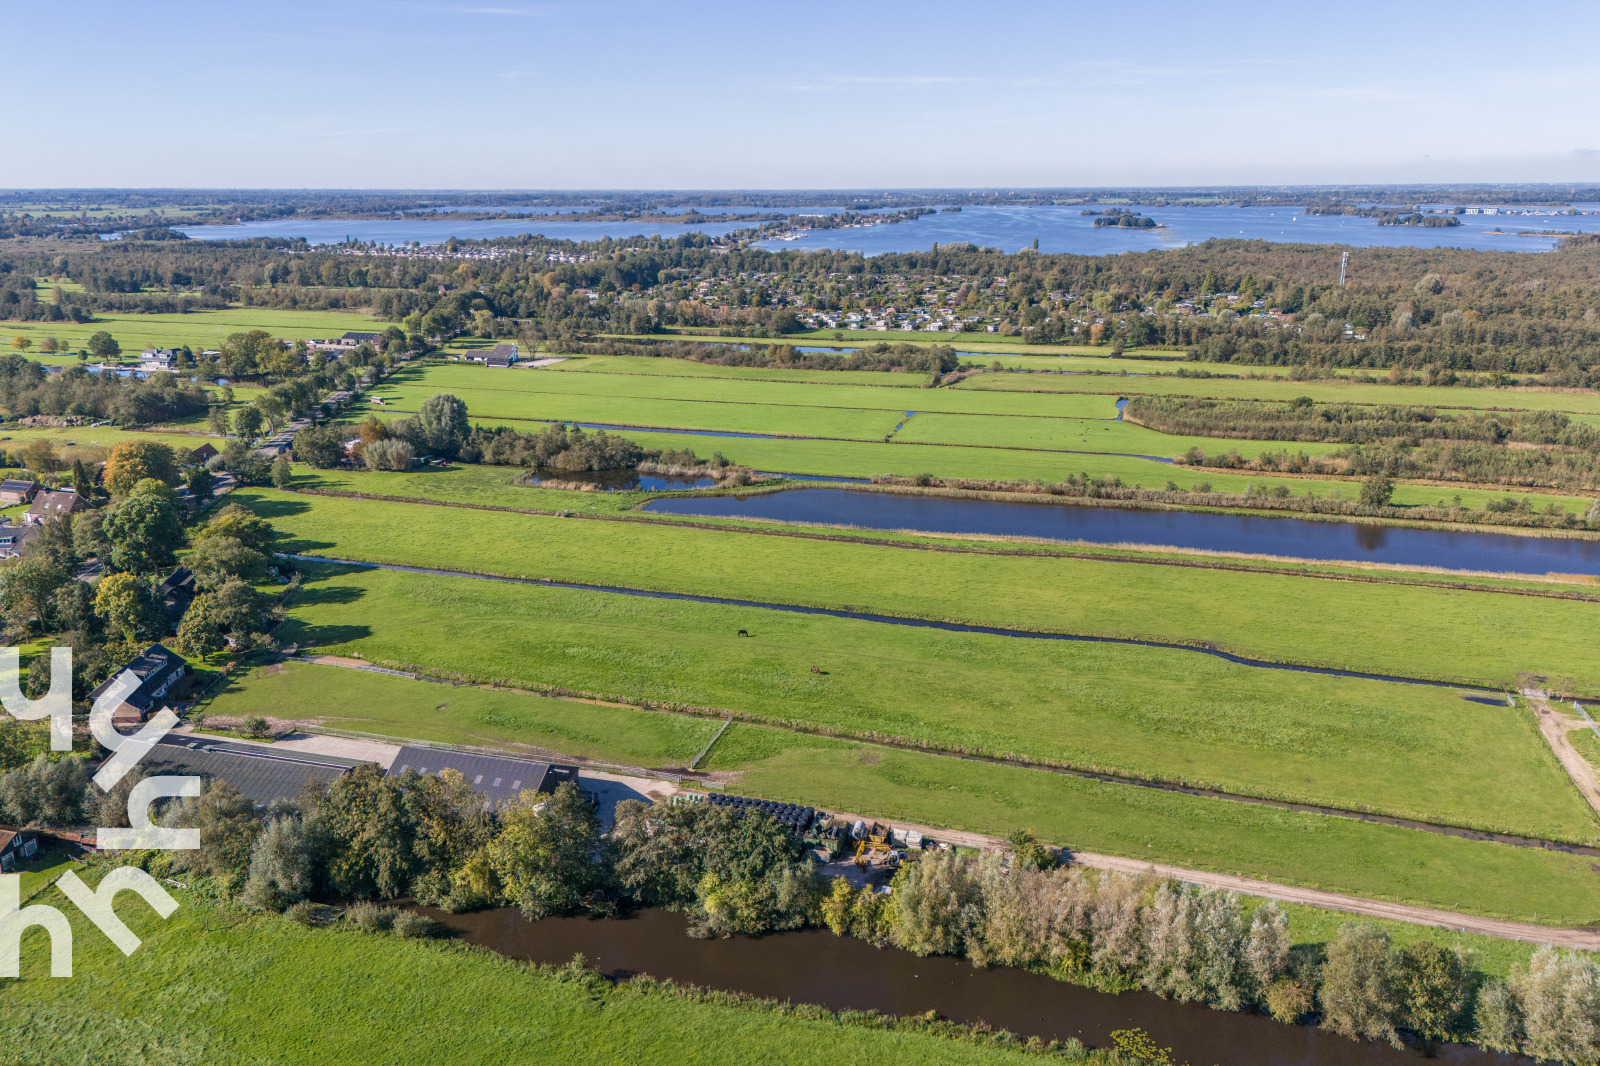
[0,479,39,505]
[340,331,384,348]
[0,522,36,559]
[25,489,87,525]
[188,443,220,466]
[157,567,196,629]
[87,644,189,727]
[485,343,518,368]
[0,829,38,872]
[138,348,179,371]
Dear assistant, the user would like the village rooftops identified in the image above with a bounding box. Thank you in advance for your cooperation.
[0,522,37,558]
[26,489,87,524]
[0,479,39,504]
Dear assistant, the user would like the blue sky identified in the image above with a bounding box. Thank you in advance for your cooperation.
[3,0,1599,188]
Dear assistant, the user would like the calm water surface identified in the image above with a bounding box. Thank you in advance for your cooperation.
[757,204,1600,254]
[643,488,1600,575]
[422,906,1519,1066]
[156,204,1600,252]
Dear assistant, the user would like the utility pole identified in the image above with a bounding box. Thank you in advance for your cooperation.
[1339,251,1348,287]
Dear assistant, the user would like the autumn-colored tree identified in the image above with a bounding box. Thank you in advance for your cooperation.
[104,440,179,495]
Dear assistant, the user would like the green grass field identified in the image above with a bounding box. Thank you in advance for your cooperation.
[280,465,1596,601]
[0,307,392,355]
[709,724,1600,925]
[242,489,1600,692]
[1,890,1044,1066]
[206,660,717,767]
[961,368,1600,415]
[0,424,221,459]
[893,411,1346,458]
[257,563,1594,840]
[366,360,1593,512]
[406,361,1123,418]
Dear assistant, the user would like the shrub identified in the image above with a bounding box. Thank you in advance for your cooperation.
[284,900,319,926]
[1266,978,1315,1024]
[1319,923,1402,1048]
[344,900,395,933]
[392,911,441,939]
[241,716,272,740]
[365,438,414,472]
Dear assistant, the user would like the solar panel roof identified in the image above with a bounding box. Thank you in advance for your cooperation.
[387,745,579,808]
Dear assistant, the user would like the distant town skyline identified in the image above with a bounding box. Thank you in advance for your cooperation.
[3,0,1598,189]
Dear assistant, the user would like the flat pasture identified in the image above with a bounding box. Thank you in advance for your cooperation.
[0,897,1035,1066]
[894,411,1346,458]
[708,725,1600,925]
[383,362,1123,419]
[265,562,1595,840]
[205,660,717,768]
[961,369,1600,416]
[0,307,392,355]
[241,489,1600,691]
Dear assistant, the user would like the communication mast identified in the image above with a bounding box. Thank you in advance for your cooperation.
[1339,251,1348,287]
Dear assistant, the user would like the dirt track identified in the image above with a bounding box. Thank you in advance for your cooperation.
[827,808,1600,950]
[1529,696,1600,819]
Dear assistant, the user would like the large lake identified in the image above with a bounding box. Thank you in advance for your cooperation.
[756,203,1600,255]
[161,203,1600,253]
[643,488,1600,576]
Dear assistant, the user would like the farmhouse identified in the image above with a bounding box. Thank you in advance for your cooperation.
[87,644,189,726]
[157,567,197,626]
[387,745,579,808]
[138,348,180,371]
[25,489,87,525]
[341,331,384,348]
[189,442,220,465]
[0,479,39,505]
[0,829,39,872]
[485,342,518,367]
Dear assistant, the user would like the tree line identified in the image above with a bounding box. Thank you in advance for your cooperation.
[19,774,1594,1064]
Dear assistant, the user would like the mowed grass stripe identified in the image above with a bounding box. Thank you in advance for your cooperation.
[241,489,1600,691]
[208,660,717,766]
[264,564,1597,841]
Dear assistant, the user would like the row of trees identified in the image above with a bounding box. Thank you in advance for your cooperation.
[1125,395,1600,449]
[0,353,209,425]
[98,775,1600,1064]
